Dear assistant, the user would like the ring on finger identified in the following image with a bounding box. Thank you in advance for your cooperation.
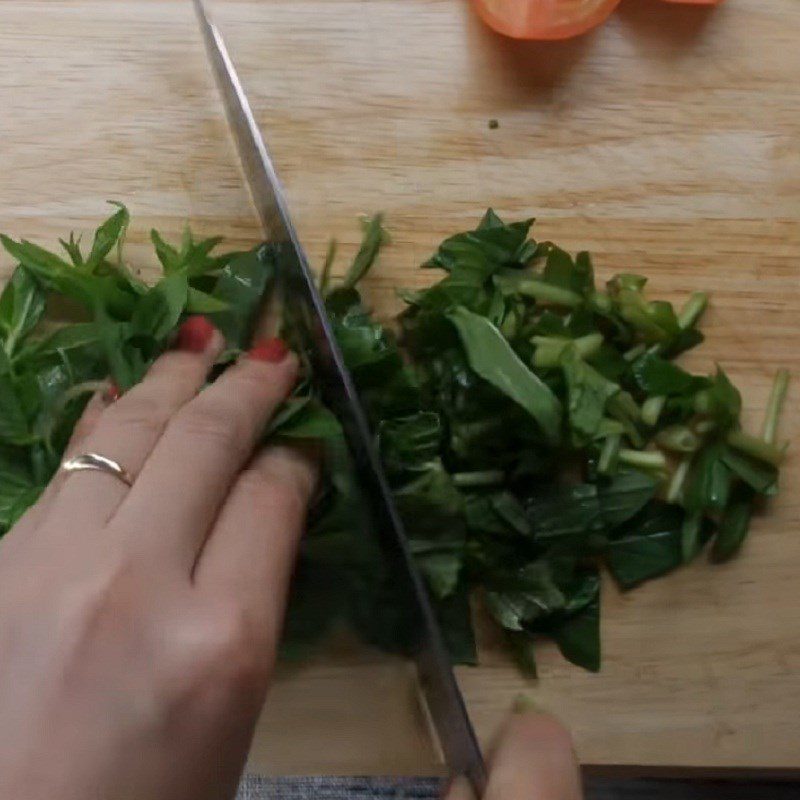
[62,453,134,487]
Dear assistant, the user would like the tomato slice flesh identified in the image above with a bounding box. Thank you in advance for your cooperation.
[472,0,622,40]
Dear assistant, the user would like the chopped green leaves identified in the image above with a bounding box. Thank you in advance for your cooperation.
[447,307,562,444]
[316,210,788,674]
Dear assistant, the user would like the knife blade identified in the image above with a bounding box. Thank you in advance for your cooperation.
[191,0,487,792]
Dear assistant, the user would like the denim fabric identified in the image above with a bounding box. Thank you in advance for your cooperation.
[237,774,800,799]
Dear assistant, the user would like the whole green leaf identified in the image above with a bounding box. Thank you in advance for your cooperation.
[1,235,72,274]
[59,232,84,266]
[132,273,188,340]
[210,246,273,348]
[26,323,103,358]
[339,214,387,290]
[447,307,562,444]
[85,203,129,269]
[150,229,181,273]
[2,235,136,316]
[185,286,229,314]
[0,266,46,355]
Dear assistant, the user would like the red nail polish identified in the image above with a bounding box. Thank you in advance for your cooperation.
[104,382,121,403]
[176,316,216,353]
[248,337,290,363]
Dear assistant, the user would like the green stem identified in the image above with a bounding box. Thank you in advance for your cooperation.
[609,391,640,422]
[319,239,338,296]
[623,343,646,363]
[591,291,613,314]
[574,332,604,359]
[667,456,692,504]
[598,434,621,475]
[761,369,789,445]
[678,292,708,330]
[641,395,666,427]
[618,448,667,471]
[451,470,505,488]
[503,278,582,308]
[655,424,700,453]
[726,429,786,467]
[532,333,603,368]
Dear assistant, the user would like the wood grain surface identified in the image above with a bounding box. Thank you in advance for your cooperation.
[1,0,799,776]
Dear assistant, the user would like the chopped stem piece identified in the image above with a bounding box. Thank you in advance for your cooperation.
[623,343,646,362]
[641,395,666,427]
[761,369,790,445]
[667,456,692,504]
[618,448,667,471]
[598,434,622,475]
[726,430,786,467]
[678,292,708,330]
[656,425,700,453]
[451,470,505,488]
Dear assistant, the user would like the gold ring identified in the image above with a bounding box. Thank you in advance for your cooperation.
[62,453,133,487]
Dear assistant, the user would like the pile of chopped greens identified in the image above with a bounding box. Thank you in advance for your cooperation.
[0,206,789,674]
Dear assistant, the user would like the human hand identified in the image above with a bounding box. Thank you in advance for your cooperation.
[0,317,316,800]
[445,700,582,800]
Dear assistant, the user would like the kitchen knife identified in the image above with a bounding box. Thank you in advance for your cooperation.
[191,0,487,792]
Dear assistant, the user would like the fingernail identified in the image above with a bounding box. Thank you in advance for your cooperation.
[440,775,476,800]
[512,692,544,714]
[248,337,290,363]
[176,316,217,353]
[103,382,121,403]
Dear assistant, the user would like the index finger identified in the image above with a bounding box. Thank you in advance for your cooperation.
[110,339,299,570]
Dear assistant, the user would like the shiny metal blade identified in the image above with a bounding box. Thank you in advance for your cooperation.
[192,0,486,792]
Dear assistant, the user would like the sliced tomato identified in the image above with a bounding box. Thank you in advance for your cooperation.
[472,0,622,40]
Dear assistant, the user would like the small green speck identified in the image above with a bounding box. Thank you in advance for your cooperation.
[488,119,499,130]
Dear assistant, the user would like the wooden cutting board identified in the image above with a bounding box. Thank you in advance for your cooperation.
[1,0,799,776]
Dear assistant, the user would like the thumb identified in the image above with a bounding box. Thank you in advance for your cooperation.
[483,695,582,800]
[442,775,477,800]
